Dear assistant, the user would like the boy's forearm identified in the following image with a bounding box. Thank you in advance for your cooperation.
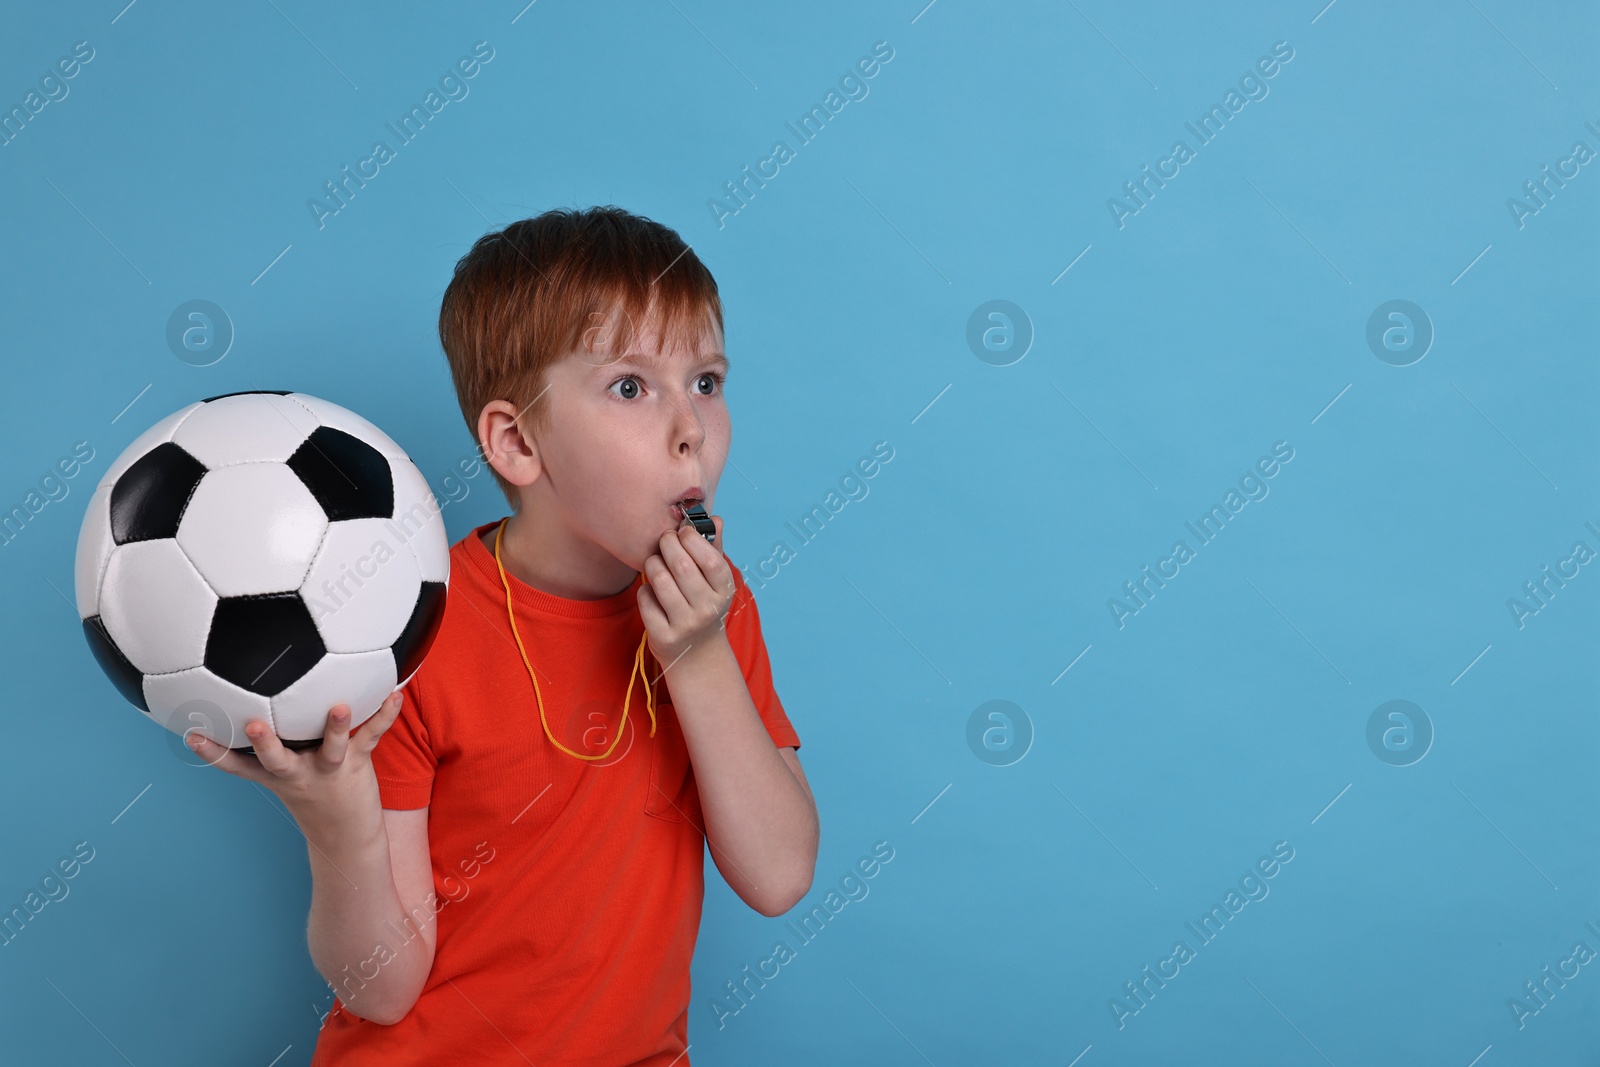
[666,638,819,916]
[304,822,431,1025]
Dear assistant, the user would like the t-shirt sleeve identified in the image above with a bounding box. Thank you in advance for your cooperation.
[723,560,800,751]
[370,671,436,810]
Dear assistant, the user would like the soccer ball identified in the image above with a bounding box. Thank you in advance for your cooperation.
[73,390,449,751]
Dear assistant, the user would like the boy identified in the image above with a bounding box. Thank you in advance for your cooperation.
[191,206,820,1064]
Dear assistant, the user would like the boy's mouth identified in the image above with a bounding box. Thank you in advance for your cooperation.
[669,488,705,523]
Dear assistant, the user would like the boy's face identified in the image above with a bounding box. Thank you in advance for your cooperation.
[528,304,730,573]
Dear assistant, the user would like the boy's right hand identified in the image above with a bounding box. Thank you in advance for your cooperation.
[187,691,406,846]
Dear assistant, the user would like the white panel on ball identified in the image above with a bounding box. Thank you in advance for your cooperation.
[99,540,218,674]
[96,402,204,491]
[74,484,116,619]
[302,517,422,653]
[144,666,272,749]
[270,649,398,742]
[286,393,409,461]
[171,394,320,468]
[389,458,450,583]
[177,465,329,597]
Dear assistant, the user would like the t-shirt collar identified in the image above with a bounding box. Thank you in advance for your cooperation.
[463,519,644,620]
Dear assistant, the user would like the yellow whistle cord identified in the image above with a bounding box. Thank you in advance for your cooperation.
[493,516,656,761]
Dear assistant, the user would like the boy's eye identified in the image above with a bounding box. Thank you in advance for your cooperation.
[607,371,726,400]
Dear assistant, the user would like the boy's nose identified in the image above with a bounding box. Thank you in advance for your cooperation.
[670,403,706,454]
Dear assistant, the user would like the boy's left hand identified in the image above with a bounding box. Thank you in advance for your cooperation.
[639,514,735,672]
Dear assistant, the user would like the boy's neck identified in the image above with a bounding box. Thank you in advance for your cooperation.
[481,509,640,602]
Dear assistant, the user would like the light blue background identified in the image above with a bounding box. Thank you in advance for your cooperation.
[2,1,1597,1063]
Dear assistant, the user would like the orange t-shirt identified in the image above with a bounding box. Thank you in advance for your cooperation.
[309,519,800,1067]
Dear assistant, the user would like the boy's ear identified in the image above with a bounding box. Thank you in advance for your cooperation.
[477,399,543,490]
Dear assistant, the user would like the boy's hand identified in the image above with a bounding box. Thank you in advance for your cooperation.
[186,691,406,846]
[639,514,735,672]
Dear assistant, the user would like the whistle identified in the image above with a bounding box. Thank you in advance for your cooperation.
[680,502,717,542]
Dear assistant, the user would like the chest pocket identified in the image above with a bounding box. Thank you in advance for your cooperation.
[645,700,698,824]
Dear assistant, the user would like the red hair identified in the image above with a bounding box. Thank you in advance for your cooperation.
[437,206,723,505]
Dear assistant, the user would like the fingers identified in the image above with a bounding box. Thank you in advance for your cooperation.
[317,704,353,768]
[352,690,405,755]
[183,695,401,784]
[187,731,271,784]
[242,719,296,776]
[643,547,690,620]
[637,580,667,632]
[660,529,715,600]
[670,522,733,597]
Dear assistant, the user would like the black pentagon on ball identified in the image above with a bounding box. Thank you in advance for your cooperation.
[82,615,150,713]
[393,581,447,682]
[286,427,394,522]
[201,389,293,402]
[205,593,326,697]
[110,442,207,544]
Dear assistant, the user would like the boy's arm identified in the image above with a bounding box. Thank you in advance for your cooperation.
[665,642,819,916]
[640,520,820,916]
[186,691,435,1027]
[306,806,437,1026]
